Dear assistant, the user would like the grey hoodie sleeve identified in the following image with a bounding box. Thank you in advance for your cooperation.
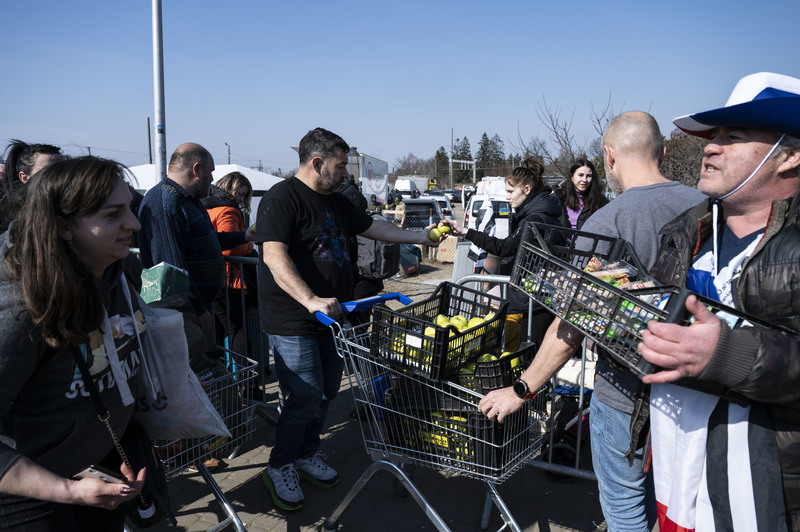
[0,294,42,481]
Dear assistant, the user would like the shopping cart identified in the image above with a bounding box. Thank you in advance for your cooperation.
[152,349,259,532]
[316,294,548,532]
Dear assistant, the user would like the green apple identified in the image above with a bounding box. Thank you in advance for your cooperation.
[499,351,522,369]
[450,315,468,330]
[429,228,442,242]
[477,353,498,363]
[485,311,496,321]
[467,316,486,329]
[437,221,452,234]
[434,314,450,327]
[460,363,476,374]
[390,333,404,355]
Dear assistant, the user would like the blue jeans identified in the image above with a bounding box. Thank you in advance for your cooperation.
[590,396,656,532]
[268,333,344,467]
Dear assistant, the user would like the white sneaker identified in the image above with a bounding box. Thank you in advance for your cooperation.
[263,463,304,511]
[295,452,339,487]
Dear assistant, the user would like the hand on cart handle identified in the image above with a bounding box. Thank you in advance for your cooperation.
[315,293,414,326]
[639,294,721,384]
[478,387,526,424]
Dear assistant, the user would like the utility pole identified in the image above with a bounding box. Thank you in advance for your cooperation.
[225,142,230,164]
[449,128,453,189]
[147,117,152,164]
[152,0,167,180]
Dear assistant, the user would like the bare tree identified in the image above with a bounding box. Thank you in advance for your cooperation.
[662,129,707,187]
[510,96,617,179]
[391,152,432,179]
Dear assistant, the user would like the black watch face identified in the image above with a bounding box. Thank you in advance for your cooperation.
[513,379,528,398]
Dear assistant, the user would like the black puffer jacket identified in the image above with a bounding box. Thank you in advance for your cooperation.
[649,193,800,520]
[466,186,563,312]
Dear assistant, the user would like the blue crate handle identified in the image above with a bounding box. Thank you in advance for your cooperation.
[315,292,413,326]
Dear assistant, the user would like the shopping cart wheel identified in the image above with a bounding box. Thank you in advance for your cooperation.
[318,519,339,531]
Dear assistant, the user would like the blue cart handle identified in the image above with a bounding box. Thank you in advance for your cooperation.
[315,292,413,326]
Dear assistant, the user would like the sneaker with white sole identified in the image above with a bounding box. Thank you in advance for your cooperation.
[263,463,304,511]
[295,452,339,487]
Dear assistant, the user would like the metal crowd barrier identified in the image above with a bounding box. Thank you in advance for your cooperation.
[127,250,275,531]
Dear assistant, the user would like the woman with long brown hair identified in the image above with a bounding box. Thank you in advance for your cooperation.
[0,156,145,530]
[555,159,608,229]
[446,157,564,350]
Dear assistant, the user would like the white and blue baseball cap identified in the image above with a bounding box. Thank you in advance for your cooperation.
[673,72,800,139]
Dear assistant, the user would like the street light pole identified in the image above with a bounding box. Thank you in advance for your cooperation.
[152,0,167,180]
[225,142,230,164]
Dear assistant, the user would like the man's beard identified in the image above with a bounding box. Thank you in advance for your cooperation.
[320,166,342,193]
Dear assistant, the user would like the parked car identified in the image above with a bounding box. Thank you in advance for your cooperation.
[452,187,462,203]
[436,189,456,203]
[463,194,511,238]
[399,198,447,230]
[424,194,455,219]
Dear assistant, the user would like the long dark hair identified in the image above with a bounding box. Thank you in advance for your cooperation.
[1,140,65,226]
[557,159,608,213]
[2,139,63,192]
[506,156,545,192]
[4,156,127,348]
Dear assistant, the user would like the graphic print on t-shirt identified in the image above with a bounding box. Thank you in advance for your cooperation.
[313,209,348,267]
[66,310,145,400]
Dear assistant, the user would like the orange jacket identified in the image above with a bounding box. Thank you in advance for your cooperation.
[206,205,253,290]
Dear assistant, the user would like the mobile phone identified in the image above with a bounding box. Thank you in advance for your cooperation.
[73,465,124,484]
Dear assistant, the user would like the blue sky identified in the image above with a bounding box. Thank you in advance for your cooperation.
[2,0,799,174]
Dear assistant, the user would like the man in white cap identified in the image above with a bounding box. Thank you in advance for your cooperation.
[639,72,800,531]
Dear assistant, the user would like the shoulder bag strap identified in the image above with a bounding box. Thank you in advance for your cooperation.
[72,345,153,509]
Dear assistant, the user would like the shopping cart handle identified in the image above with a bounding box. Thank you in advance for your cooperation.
[315,293,413,326]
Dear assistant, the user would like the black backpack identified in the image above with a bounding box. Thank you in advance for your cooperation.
[357,215,401,280]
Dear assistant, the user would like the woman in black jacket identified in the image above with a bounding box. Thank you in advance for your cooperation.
[445,158,563,350]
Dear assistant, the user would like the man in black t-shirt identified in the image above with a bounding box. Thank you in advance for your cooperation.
[255,128,442,511]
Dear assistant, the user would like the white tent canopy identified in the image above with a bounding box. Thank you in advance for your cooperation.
[127,163,283,193]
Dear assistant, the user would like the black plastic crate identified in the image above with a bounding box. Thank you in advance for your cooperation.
[511,230,793,377]
[512,222,648,275]
[371,282,509,380]
[383,388,532,477]
[456,343,536,394]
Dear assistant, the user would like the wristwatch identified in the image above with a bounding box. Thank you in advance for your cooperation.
[513,378,536,401]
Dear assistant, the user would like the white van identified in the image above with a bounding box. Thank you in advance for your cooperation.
[463,194,511,238]
[393,178,418,198]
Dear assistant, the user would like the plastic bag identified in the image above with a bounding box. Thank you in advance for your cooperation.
[122,278,232,440]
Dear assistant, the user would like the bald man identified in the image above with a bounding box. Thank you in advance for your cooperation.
[479,112,706,531]
[138,143,254,344]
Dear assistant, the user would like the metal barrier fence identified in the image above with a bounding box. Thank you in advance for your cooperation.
[127,251,274,532]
